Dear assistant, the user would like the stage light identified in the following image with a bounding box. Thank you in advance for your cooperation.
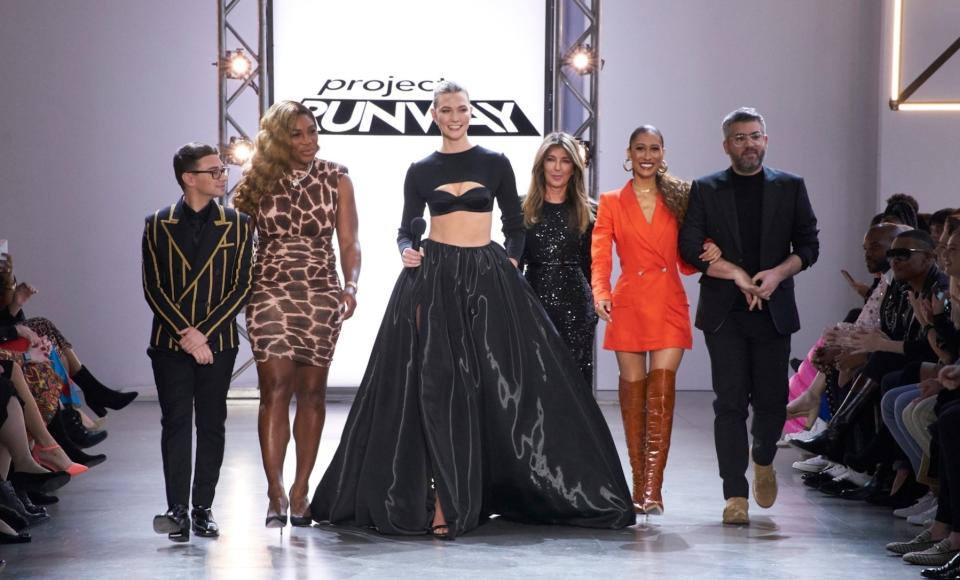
[896,102,960,111]
[224,137,254,166]
[223,49,254,80]
[890,0,903,102]
[565,44,598,75]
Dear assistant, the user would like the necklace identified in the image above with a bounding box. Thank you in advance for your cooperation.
[632,181,655,194]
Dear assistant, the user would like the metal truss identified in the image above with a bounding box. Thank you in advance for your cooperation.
[218,0,271,200]
[545,0,601,197]
[217,0,271,383]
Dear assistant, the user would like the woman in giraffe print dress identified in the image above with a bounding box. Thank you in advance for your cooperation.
[234,100,361,528]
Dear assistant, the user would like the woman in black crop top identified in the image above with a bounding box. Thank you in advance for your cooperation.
[311,81,634,538]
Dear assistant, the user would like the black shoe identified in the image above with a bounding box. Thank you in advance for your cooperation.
[47,413,107,467]
[0,530,30,544]
[922,551,960,578]
[801,471,836,489]
[868,481,928,509]
[73,365,138,418]
[837,474,886,501]
[60,407,108,448]
[191,507,219,538]
[27,491,58,505]
[0,481,46,525]
[0,505,28,532]
[819,478,860,496]
[153,505,190,542]
[15,489,47,519]
[789,431,831,456]
[8,470,71,494]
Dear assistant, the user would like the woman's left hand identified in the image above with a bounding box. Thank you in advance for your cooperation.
[339,288,357,320]
[699,242,722,264]
[908,291,932,326]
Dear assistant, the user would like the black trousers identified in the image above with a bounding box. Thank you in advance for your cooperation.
[704,311,791,499]
[148,347,237,510]
[936,400,960,527]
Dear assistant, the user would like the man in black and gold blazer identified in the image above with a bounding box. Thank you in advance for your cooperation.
[142,142,252,542]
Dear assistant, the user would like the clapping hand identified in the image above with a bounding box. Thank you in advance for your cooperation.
[13,283,37,307]
[841,270,871,298]
[848,328,889,355]
[917,377,944,400]
[939,365,960,390]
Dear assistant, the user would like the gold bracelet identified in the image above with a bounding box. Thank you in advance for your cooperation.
[344,281,358,292]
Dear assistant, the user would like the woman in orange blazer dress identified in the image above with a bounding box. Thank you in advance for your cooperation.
[592,126,719,515]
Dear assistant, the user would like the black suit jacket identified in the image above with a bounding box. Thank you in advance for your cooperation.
[678,167,819,335]
[142,199,253,353]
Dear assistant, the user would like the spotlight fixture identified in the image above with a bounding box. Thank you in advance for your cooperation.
[565,44,599,75]
[575,138,592,168]
[224,137,254,166]
[222,48,254,80]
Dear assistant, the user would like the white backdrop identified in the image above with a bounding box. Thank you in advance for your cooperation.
[271,0,546,387]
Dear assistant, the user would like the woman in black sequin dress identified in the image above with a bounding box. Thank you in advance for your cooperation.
[521,132,597,388]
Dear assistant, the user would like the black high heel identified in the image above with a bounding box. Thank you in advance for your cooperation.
[430,523,453,541]
[0,530,30,544]
[9,470,71,494]
[265,496,289,528]
[72,366,138,417]
[289,494,312,527]
[46,415,106,467]
[60,407,107,448]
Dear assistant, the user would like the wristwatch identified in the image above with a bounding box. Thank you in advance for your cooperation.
[22,352,31,364]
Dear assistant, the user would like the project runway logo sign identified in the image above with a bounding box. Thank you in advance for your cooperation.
[301,76,540,137]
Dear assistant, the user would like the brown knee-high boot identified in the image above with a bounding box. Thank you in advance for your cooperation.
[642,368,676,515]
[619,377,646,513]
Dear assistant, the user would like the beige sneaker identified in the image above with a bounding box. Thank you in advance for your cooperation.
[902,538,959,565]
[753,463,778,508]
[722,497,749,525]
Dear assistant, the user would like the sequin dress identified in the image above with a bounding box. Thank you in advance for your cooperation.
[521,200,597,388]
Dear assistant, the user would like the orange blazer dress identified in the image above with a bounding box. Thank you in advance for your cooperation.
[591,181,696,352]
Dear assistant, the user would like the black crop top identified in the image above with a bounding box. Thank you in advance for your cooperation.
[397,146,525,260]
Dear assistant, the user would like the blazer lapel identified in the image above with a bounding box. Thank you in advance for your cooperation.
[618,182,660,258]
[760,167,782,260]
[160,199,192,272]
[179,203,233,302]
[716,170,743,257]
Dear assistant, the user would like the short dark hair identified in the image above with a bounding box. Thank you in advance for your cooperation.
[883,198,918,228]
[930,208,956,229]
[173,142,220,190]
[869,212,885,226]
[721,107,766,138]
[886,193,919,213]
[894,229,935,250]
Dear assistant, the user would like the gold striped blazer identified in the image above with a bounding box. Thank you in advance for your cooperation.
[142,199,253,353]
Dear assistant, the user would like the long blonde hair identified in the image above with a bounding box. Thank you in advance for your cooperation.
[233,100,315,215]
[523,132,592,233]
[627,125,690,223]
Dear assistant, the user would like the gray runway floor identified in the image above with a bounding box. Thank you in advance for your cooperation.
[1,392,924,579]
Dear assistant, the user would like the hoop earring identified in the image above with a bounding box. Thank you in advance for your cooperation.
[657,160,668,176]
[622,159,632,172]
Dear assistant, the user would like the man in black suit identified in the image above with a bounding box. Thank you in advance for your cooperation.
[679,108,819,525]
[142,143,253,541]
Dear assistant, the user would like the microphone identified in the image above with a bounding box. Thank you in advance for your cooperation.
[410,217,426,251]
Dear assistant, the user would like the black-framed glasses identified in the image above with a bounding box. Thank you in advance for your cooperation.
[187,167,229,179]
[729,131,765,147]
[886,247,931,262]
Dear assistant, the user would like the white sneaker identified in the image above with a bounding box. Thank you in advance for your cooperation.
[792,455,833,473]
[778,419,829,448]
[822,463,848,480]
[907,504,939,526]
[895,492,938,519]
[837,469,871,487]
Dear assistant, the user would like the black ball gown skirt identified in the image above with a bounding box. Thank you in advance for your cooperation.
[310,240,634,537]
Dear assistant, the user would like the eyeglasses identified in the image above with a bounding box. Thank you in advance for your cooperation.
[885,247,931,262]
[187,167,229,179]
[729,131,765,147]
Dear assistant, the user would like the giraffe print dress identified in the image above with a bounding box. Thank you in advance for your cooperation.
[245,159,346,367]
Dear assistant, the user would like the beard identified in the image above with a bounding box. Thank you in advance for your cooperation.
[732,147,766,174]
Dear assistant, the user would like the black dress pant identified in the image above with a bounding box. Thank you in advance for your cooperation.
[148,347,237,510]
[704,310,791,499]
[935,400,960,527]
